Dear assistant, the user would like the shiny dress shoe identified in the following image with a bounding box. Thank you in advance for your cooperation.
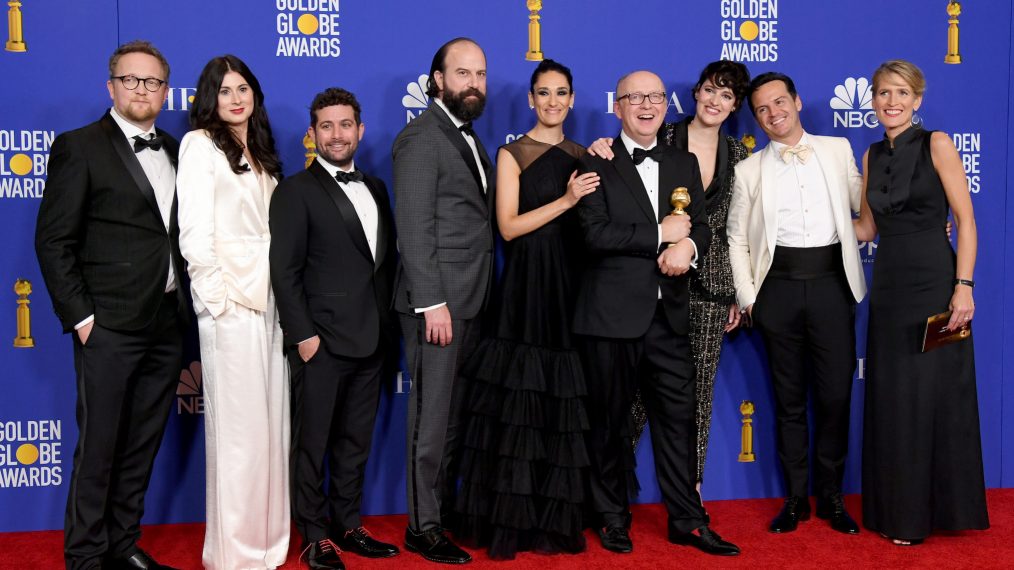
[669,525,741,556]
[337,526,400,558]
[816,493,860,535]
[108,549,178,570]
[404,527,471,564]
[598,525,633,553]
[769,496,811,533]
[301,538,346,570]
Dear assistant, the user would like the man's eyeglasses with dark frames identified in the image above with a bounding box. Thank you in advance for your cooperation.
[616,91,667,105]
[111,75,167,93]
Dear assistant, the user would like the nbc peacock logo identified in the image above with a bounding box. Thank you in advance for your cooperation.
[275,0,342,58]
[402,74,430,123]
[176,361,204,414]
[830,77,877,129]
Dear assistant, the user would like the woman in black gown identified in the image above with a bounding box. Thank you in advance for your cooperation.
[453,59,600,559]
[855,60,988,546]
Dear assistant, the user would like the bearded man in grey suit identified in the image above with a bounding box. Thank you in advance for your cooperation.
[392,37,495,565]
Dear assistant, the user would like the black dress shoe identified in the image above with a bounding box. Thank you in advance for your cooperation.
[816,493,860,534]
[404,527,471,564]
[338,526,400,558]
[108,549,178,570]
[301,539,345,570]
[769,496,811,533]
[669,525,741,556]
[598,525,633,553]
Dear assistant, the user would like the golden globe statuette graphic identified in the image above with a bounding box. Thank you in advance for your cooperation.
[5,0,26,52]
[738,400,755,462]
[13,278,34,348]
[741,134,756,155]
[303,132,317,169]
[525,0,543,61]
[945,1,962,64]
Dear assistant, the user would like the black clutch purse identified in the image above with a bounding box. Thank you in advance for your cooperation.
[921,311,971,353]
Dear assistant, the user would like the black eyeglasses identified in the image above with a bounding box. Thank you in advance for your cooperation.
[112,75,166,92]
[617,91,666,105]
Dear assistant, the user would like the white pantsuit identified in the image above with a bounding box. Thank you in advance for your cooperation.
[177,130,290,570]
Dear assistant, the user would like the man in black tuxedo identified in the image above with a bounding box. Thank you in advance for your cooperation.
[35,41,188,570]
[573,70,739,556]
[270,88,400,570]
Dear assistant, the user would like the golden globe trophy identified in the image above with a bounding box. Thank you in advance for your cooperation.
[5,0,27,52]
[13,278,34,348]
[303,132,317,169]
[670,186,690,215]
[741,134,756,155]
[945,1,962,64]
[525,0,543,61]
[738,400,755,462]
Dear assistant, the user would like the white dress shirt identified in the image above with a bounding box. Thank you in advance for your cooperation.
[619,131,698,298]
[76,108,176,330]
[769,133,839,248]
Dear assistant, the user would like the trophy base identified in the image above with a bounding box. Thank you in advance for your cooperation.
[525,51,543,62]
[944,54,962,64]
[738,453,755,463]
[5,41,27,53]
[14,337,34,348]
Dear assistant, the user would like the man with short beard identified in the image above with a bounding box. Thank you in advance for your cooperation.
[35,40,189,570]
[270,87,400,570]
[392,37,495,565]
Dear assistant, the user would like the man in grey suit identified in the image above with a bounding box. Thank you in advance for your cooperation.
[392,37,495,565]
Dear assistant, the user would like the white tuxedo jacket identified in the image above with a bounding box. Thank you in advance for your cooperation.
[177,130,278,318]
[726,134,867,309]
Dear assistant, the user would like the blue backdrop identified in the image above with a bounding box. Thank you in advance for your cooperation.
[1,0,1012,531]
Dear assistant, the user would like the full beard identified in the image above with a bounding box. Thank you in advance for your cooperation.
[121,101,159,124]
[442,87,486,122]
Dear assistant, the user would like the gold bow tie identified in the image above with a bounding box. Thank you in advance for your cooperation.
[780,143,811,164]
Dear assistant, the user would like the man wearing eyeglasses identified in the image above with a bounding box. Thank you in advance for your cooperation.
[36,40,188,570]
[573,70,740,556]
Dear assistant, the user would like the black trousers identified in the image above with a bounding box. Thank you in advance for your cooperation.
[579,303,707,534]
[289,345,385,542]
[65,293,182,570]
[752,245,856,500]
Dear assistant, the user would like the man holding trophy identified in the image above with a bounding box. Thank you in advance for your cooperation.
[572,70,739,556]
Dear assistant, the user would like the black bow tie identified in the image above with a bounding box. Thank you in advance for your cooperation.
[631,146,664,165]
[335,170,364,184]
[459,123,476,138]
[132,134,164,153]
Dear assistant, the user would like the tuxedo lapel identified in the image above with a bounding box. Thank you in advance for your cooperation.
[99,112,164,231]
[807,136,847,230]
[658,152,677,222]
[363,176,389,270]
[759,144,779,254]
[611,137,655,223]
[430,102,486,202]
[309,161,373,262]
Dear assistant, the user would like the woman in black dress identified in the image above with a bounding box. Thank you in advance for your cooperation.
[453,59,600,559]
[855,59,988,546]
[589,60,750,486]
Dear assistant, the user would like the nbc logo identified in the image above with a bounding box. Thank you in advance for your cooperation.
[176,361,204,415]
[830,77,877,129]
[402,74,430,123]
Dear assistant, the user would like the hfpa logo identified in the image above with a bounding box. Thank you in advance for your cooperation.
[857,239,877,264]
[831,77,877,129]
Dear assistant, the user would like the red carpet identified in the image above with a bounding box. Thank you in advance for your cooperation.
[3,490,1011,569]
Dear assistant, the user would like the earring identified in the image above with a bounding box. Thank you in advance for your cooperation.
[569,105,573,109]
[530,105,535,109]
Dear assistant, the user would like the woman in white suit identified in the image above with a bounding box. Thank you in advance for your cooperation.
[177,55,289,570]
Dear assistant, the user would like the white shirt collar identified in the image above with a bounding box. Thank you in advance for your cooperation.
[433,97,466,129]
[769,131,811,154]
[109,107,157,141]
[315,156,357,178]
[619,130,658,156]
